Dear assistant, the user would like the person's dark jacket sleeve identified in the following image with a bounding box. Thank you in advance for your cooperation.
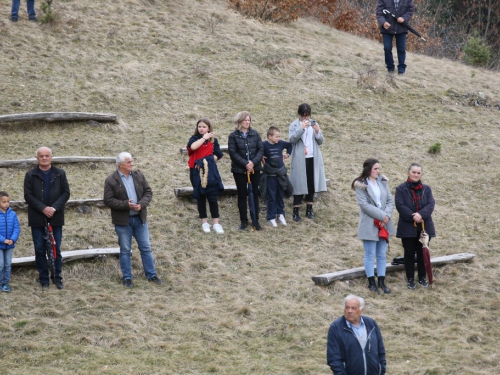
[24,166,70,226]
[395,183,436,238]
[327,323,348,375]
[213,138,223,160]
[376,0,414,34]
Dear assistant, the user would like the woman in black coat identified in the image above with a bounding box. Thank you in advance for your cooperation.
[228,111,264,231]
[395,163,435,290]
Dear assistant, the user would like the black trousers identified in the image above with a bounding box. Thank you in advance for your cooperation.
[293,157,315,205]
[402,235,428,280]
[233,171,260,222]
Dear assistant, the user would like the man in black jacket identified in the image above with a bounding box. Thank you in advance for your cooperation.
[24,147,70,290]
[376,0,415,74]
[327,295,386,374]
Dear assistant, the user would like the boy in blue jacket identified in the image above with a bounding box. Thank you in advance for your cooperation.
[0,191,21,293]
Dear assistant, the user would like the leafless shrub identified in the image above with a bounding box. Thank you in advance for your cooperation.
[356,69,378,89]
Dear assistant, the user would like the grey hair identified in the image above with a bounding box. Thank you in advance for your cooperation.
[343,294,365,310]
[408,163,423,172]
[116,152,132,167]
[36,147,52,157]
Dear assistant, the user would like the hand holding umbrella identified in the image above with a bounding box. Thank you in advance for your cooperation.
[383,9,426,42]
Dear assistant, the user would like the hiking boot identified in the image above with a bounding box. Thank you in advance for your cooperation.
[368,277,380,295]
[238,221,248,231]
[306,204,315,219]
[148,276,164,285]
[213,223,224,234]
[377,276,391,294]
[268,219,277,227]
[419,277,429,288]
[407,278,416,290]
[292,207,302,222]
[123,279,134,288]
[278,214,287,226]
[202,223,211,233]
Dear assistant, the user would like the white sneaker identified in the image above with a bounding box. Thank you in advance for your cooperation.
[278,214,287,226]
[202,223,211,233]
[268,219,278,227]
[213,223,224,234]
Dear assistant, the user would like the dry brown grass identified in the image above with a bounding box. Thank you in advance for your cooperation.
[1,0,500,374]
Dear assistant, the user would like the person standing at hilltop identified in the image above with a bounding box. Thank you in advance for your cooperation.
[376,0,414,75]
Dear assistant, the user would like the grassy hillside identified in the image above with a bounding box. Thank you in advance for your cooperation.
[1,0,500,374]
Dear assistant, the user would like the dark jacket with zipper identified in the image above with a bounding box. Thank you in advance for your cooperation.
[23,165,70,227]
[395,182,436,238]
[103,170,152,226]
[376,0,414,35]
[228,128,264,174]
[327,316,386,375]
[0,207,21,250]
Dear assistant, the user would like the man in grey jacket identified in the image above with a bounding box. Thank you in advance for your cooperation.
[376,0,415,74]
[104,152,163,288]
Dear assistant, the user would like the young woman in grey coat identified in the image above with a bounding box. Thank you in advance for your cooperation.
[288,103,327,222]
[352,158,396,294]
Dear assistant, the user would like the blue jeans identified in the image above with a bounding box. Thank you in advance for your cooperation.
[11,0,36,20]
[115,216,157,281]
[383,33,407,73]
[266,176,285,220]
[31,225,63,284]
[363,239,388,277]
[0,248,14,286]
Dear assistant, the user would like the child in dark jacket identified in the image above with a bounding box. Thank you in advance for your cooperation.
[261,126,292,227]
[0,191,21,292]
[187,118,225,234]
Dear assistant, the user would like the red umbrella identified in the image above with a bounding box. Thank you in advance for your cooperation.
[418,223,433,285]
[44,222,57,278]
[374,219,389,242]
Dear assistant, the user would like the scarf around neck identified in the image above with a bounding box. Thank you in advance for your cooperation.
[406,178,423,211]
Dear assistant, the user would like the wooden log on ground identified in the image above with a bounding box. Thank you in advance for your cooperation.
[12,248,120,267]
[10,198,105,210]
[0,112,117,124]
[175,179,331,198]
[311,252,476,286]
[0,156,116,168]
[180,145,228,155]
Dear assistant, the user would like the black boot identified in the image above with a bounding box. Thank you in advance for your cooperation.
[377,276,391,294]
[368,277,380,294]
[306,204,315,219]
[238,220,248,231]
[293,207,302,222]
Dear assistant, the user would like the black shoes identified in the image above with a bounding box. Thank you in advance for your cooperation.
[292,207,302,222]
[377,276,391,294]
[368,277,380,295]
[419,277,429,288]
[407,278,416,290]
[55,281,64,290]
[41,283,49,290]
[123,279,134,288]
[148,276,164,285]
[306,204,315,219]
[254,222,263,231]
[238,221,248,231]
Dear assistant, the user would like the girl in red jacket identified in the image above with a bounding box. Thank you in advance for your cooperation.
[187,118,224,234]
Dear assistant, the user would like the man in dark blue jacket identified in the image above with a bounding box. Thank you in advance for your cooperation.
[376,0,415,74]
[327,295,386,374]
[24,147,70,290]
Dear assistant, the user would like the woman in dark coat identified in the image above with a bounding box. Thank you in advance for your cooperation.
[395,163,436,289]
[228,111,264,231]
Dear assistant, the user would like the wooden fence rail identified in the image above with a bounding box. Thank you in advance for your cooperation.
[0,112,117,124]
[0,156,116,168]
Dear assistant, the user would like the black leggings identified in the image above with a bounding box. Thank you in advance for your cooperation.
[402,235,428,280]
[233,172,260,222]
[293,157,315,205]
